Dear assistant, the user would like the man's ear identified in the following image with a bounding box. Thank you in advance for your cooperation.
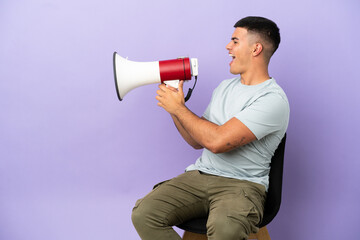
[252,43,263,57]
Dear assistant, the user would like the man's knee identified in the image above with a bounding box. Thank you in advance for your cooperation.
[131,199,145,229]
[131,198,158,230]
[131,197,166,230]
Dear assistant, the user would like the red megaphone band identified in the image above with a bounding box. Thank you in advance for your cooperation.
[159,58,192,82]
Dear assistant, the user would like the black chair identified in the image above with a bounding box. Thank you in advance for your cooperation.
[177,134,287,240]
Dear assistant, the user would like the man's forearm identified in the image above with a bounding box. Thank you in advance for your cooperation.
[173,106,222,153]
[171,114,203,149]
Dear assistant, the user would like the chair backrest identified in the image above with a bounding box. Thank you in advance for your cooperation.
[258,133,286,227]
[177,134,287,233]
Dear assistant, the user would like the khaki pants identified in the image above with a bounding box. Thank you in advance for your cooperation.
[132,170,266,240]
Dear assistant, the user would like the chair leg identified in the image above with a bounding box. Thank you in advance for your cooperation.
[183,226,270,240]
[183,231,208,240]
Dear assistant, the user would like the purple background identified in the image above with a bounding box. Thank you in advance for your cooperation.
[1,0,359,239]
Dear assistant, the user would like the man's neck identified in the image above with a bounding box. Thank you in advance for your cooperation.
[240,62,270,85]
[240,71,270,85]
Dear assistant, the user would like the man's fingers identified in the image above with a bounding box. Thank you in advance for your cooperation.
[157,84,169,97]
[178,81,184,94]
[156,89,164,96]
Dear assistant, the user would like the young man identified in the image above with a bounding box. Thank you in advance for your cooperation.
[132,16,289,240]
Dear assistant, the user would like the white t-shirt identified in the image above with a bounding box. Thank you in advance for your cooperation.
[186,77,290,190]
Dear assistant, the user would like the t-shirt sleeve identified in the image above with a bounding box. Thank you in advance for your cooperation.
[202,100,212,119]
[234,93,289,140]
[202,82,222,120]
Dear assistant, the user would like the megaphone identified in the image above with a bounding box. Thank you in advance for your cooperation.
[113,52,198,101]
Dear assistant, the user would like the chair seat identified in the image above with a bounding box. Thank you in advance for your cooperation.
[177,218,207,234]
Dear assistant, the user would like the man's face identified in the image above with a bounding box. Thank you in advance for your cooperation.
[226,27,253,75]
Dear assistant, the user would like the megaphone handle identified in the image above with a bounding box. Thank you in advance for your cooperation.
[184,76,198,102]
[163,80,179,89]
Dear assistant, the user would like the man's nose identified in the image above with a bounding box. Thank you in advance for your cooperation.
[226,42,232,50]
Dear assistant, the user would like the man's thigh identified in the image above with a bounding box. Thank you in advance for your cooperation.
[206,178,266,239]
[133,170,208,226]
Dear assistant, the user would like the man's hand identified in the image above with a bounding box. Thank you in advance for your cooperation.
[156,80,186,115]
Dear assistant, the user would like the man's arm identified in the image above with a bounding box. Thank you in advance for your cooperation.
[170,114,203,149]
[156,81,256,153]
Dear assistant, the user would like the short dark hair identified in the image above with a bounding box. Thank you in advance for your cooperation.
[234,16,280,56]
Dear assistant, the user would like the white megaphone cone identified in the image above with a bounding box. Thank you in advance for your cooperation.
[113,52,198,101]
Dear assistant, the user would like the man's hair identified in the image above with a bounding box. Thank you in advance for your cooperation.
[234,16,280,57]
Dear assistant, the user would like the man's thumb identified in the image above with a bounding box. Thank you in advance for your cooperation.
[178,80,184,94]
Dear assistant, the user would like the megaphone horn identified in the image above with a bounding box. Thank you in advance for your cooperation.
[113,52,198,101]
